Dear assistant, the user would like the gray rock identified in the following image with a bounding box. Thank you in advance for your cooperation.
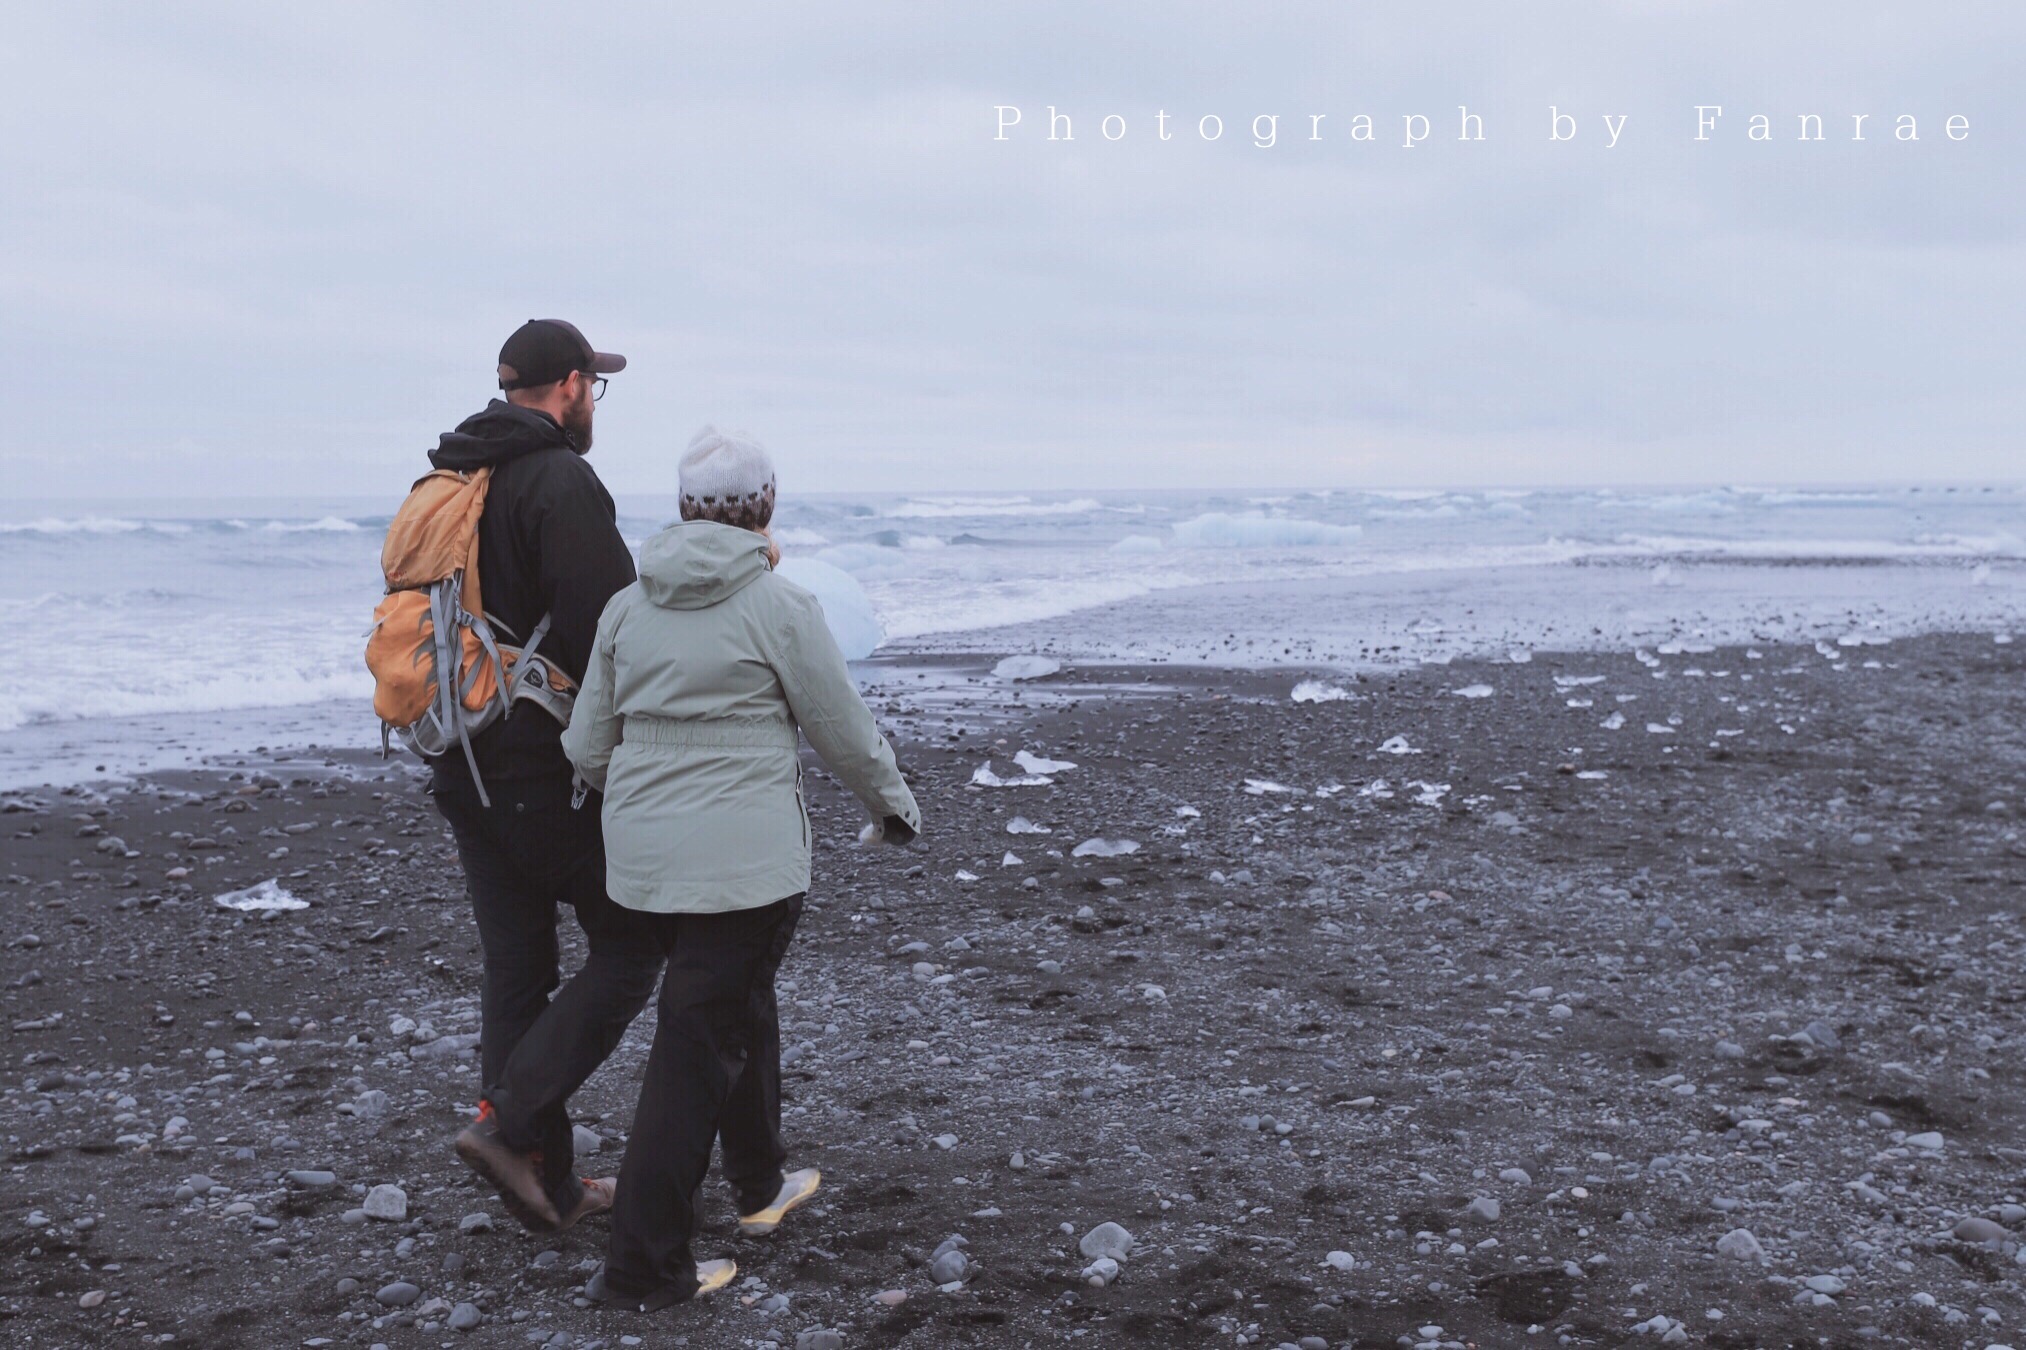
[1716,1228,1766,1261]
[1465,1196,1500,1223]
[1497,1168,1532,1186]
[573,1124,603,1158]
[336,1277,361,1297]
[409,1032,481,1061]
[1801,1020,1842,1051]
[374,1281,421,1307]
[352,1089,389,1119]
[183,1174,219,1195]
[929,1249,969,1283]
[1803,1274,1846,1295]
[796,1331,845,1350]
[1079,1221,1134,1262]
[1953,1216,2008,1244]
[286,1169,339,1189]
[1715,1040,1746,1059]
[448,1302,482,1331]
[458,1211,495,1234]
[363,1184,407,1221]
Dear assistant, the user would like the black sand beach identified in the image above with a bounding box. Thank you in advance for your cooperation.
[3,633,2023,1349]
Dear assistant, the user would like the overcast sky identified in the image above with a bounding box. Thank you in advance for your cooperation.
[1,2,2018,499]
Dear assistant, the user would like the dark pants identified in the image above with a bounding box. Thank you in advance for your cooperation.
[605,894,804,1297]
[431,769,666,1209]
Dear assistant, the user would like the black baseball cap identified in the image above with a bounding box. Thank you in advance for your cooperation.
[496,319,627,391]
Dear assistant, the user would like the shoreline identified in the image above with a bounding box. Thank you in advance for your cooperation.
[2,631,2022,1346]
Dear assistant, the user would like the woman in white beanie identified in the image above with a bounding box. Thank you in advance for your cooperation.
[565,425,921,1309]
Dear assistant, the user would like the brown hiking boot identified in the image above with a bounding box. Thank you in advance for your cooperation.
[559,1176,616,1231]
[454,1101,561,1231]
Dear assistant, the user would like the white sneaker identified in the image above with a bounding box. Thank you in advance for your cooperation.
[737,1166,821,1236]
[695,1258,737,1296]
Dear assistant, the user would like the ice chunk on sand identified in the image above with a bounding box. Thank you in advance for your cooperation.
[1006,816,1052,834]
[1292,680,1353,703]
[1002,852,1022,867]
[992,655,1062,681]
[1451,684,1494,699]
[774,556,883,660]
[1554,675,1606,688]
[1601,712,1626,730]
[1243,778,1294,796]
[214,879,308,913]
[1645,722,1675,735]
[1575,770,1608,780]
[1377,736,1420,755]
[1013,750,1077,775]
[1071,838,1140,858]
[1507,649,1533,664]
[971,764,1053,788]
[1173,805,1201,819]
[1409,781,1450,807]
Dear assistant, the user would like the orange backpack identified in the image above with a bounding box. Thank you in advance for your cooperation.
[364,467,577,804]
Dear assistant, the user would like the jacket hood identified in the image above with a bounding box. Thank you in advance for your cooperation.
[638,520,772,610]
[430,399,577,470]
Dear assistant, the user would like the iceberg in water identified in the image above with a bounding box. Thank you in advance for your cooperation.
[775,557,883,660]
[1170,512,1362,549]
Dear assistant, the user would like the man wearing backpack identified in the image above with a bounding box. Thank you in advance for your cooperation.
[424,319,659,1232]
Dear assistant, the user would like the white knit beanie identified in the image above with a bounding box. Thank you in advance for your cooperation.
[679,425,777,529]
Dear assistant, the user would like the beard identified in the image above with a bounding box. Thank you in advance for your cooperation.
[563,388,594,453]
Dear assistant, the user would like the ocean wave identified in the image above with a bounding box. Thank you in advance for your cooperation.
[0,516,150,534]
[261,516,365,533]
[1598,533,2026,560]
[884,496,1106,519]
[0,668,374,734]
[1171,512,1363,548]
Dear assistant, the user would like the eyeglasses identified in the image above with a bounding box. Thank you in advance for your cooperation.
[577,372,608,402]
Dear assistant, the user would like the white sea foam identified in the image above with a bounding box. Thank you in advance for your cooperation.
[1110,535,1164,554]
[261,516,364,533]
[0,516,149,534]
[774,527,832,547]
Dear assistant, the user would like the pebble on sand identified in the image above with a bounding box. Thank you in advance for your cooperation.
[1716,1228,1766,1261]
[363,1184,407,1221]
[1079,1221,1134,1262]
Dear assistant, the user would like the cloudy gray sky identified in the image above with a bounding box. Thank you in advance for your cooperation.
[1,2,2018,498]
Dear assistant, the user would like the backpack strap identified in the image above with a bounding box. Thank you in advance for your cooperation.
[431,582,490,808]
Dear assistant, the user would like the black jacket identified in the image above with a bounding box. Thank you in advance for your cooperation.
[426,400,637,782]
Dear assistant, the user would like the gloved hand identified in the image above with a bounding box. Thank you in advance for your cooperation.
[858,814,919,847]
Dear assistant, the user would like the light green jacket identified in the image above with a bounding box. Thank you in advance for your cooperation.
[562,520,921,913]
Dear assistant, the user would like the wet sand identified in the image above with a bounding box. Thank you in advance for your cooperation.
[2,632,2023,1348]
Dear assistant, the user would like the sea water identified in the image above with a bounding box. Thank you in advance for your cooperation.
[2,485,2022,785]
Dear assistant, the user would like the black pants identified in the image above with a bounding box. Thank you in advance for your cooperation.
[605,894,804,1297]
[431,769,666,1209]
